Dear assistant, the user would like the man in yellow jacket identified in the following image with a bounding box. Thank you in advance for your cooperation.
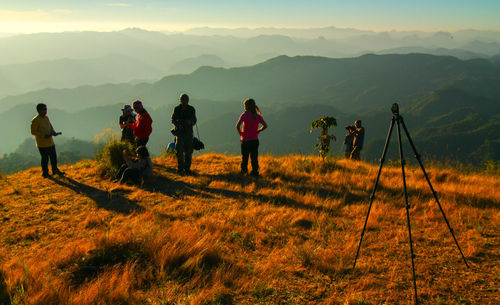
[30,103,64,177]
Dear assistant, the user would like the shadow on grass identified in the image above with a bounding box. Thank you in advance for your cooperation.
[198,184,336,213]
[202,172,366,208]
[67,242,148,286]
[143,174,212,199]
[50,176,144,214]
[0,268,9,305]
[65,239,226,288]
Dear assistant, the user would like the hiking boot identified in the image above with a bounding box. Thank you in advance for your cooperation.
[250,171,260,178]
[42,172,50,178]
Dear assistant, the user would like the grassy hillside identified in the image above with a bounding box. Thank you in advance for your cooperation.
[0,154,498,304]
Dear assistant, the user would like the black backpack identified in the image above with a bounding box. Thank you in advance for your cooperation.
[193,137,204,150]
[193,124,205,150]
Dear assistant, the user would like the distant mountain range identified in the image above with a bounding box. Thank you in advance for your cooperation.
[2,53,498,113]
[1,53,499,165]
[1,27,499,98]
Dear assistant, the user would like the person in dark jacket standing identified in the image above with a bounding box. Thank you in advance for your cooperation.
[129,100,152,147]
[350,120,365,160]
[30,103,64,177]
[171,93,197,174]
[119,104,136,143]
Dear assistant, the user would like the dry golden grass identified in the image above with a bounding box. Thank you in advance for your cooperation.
[0,154,498,304]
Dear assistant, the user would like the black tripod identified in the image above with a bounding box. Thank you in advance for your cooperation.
[352,103,469,305]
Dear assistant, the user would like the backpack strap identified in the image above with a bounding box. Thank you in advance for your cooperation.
[195,123,201,141]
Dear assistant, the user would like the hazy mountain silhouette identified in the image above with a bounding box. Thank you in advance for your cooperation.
[376,47,488,60]
[0,54,161,98]
[1,28,498,97]
[168,54,225,75]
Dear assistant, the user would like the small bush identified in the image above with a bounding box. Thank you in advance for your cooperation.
[95,140,134,177]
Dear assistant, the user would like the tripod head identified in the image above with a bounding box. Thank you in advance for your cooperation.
[391,103,399,115]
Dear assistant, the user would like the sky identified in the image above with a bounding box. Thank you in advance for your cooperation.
[0,0,499,34]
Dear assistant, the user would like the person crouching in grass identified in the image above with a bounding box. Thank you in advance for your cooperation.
[114,146,153,184]
[236,98,268,177]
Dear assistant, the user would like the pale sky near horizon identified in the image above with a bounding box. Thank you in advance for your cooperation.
[0,0,499,34]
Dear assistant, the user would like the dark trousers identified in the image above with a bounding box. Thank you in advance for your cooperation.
[350,146,362,160]
[176,134,194,172]
[38,145,58,174]
[115,164,142,184]
[136,137,149,147]
[241,139,259,174]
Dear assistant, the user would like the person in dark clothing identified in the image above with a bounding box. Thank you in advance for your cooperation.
[129,100,153,147]
[119,104,136,143]
[114,146,153,184]
[350,120,365,160]
[236,98,267,177]
[171,93,197,174]
[343,125,355,159]
[30,103,64,177]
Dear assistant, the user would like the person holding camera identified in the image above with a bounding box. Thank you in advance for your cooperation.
[171,93,197,175]
[343,125,355,159]
[119,104,136,143]
[128,100,153,147]
[350,120,365,160]
[30,103,64,177]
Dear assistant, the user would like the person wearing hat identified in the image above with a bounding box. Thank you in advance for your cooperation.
[350,120,365,160]
[171,93,197,174]
[128,100,153,147]
[119,104,136,143]
[30,103,64,177]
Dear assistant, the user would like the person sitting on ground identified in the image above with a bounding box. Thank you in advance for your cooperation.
[30,103,64,177]
[350,120,365,160]
[119,104,136,143]
[236,98,268,177]
[343,125,355,159]
[113,146,153,184]
[128,100,153,147]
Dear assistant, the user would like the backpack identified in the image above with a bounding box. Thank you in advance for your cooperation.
[193,137,204,150]
[192,123,205,150]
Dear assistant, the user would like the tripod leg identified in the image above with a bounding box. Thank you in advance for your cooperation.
[399,118,469,268]
[353,117,395,271]
[396,118,419,305]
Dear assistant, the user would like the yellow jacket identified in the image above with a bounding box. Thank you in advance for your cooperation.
[30,115,55,148]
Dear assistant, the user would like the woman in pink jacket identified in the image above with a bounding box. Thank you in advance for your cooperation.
[236,98,268,177]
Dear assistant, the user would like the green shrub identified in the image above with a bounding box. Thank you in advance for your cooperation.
[95,140,134,177]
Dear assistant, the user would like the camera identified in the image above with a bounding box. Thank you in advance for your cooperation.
[391,103,399,115]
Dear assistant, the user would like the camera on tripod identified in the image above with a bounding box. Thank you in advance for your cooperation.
[391,103,399,115]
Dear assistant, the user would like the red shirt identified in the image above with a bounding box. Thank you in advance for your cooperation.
[238,112,265,141]
[129,110,152,139]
